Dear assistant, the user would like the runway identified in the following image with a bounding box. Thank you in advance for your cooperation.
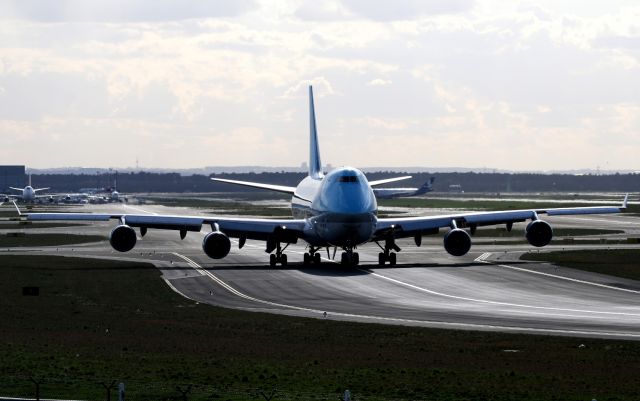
[2,201,640,339]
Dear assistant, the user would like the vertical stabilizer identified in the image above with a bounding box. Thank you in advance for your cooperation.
[308,86,323,179]
[28,173,31,187]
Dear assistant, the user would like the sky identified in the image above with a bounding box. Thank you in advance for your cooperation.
[0,0,639,171]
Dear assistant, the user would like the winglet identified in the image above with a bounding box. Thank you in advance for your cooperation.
[622,193,629,209]
[12,200,22,216]
[308,86,323,179]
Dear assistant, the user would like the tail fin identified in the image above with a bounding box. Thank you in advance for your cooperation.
[415,177,435,195]
[28,173,32,187]
[308,86,323,179]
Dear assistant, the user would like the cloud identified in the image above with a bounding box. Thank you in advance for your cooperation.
[281,78,336,99]
[342,0,475,21]
[0,0,256,22]
[592,35,640,50]
[0,0,639,170]
[367,78,392,86]
[294,0,353,21]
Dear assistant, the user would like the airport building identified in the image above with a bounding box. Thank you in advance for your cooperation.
[0,165,26,192]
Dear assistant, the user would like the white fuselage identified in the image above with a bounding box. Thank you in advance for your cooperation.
[292,167,378,247]
[21,186,36,202]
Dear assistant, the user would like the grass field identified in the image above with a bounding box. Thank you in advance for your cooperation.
[0,255,639,400]
[0,234,105,247]
[521,249,640,281]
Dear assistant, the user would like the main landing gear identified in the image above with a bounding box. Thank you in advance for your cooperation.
[268,242,289,267]
[376,238,400,266]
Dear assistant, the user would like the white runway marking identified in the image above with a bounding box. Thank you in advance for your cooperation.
[494,262,640,295]
[361,269,640,317]
[168,252,640,338]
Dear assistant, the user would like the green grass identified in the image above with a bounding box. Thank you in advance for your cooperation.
[521,249,640,281]
[1,255,639,400]
[0,234,105,247]
[145,196,293,217]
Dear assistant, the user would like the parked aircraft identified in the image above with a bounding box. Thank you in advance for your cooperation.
[373,177,435,199]
[6,174,52,203]
[19,86,628,266]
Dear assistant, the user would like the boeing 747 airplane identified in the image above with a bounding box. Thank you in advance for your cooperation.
[6,174,51,203]
[373,177,435,199]
[18,86,628,266]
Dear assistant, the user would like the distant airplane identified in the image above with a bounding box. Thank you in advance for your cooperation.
[20,86,628,266]
[373,177,435,199]
[6,174,52,203]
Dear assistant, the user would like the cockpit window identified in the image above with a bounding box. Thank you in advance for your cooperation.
[339,176,358,183]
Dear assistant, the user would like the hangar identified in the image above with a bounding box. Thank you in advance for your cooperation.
[0,165,26,192]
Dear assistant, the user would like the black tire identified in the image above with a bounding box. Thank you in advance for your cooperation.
[378,252,386,265]
[389,252,397,266]
[313,252,321,264]
[280,254,288,266]
[340,252,349,265]
[352,252,359,265]
[269,254,277,267]
[303,253,310,265]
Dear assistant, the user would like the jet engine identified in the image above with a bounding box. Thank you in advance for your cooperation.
[525,220,553,247]
[444,228,472,256]
[109,225,137,252]
[202,231,231,259]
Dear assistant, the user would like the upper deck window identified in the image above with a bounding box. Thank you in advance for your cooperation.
[339,175,358,183]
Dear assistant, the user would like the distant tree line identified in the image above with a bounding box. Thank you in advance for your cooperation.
[32,171,640,193]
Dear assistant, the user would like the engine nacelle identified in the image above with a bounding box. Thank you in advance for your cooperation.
[526,220,553,247]
[109,225,137,252]
[444,228,472,256]
[202,231,231,259]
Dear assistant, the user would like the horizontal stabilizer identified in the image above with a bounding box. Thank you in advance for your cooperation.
[211,178,296,194]
[369,176,412,187]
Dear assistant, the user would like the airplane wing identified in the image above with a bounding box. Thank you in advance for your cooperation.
[368,176,412,187]
[34,187,51,192]
[374,195,629,239]
[24,210,308,243]
[9,187,23,192]
[211,178,296,194]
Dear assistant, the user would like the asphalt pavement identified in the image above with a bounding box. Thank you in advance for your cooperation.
[2,201,639,339]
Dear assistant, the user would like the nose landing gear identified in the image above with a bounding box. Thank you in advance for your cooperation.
[303,247,322,265]
[340,249,360,266]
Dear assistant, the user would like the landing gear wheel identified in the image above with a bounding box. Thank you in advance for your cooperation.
[280,253,288,266]
[352,252,359,266]
[389,252,397,266]
[303,252,311,265]
[313,252,321,264]
[269,253,277,267]
[340,252,349,265]
[378,252,386,265]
